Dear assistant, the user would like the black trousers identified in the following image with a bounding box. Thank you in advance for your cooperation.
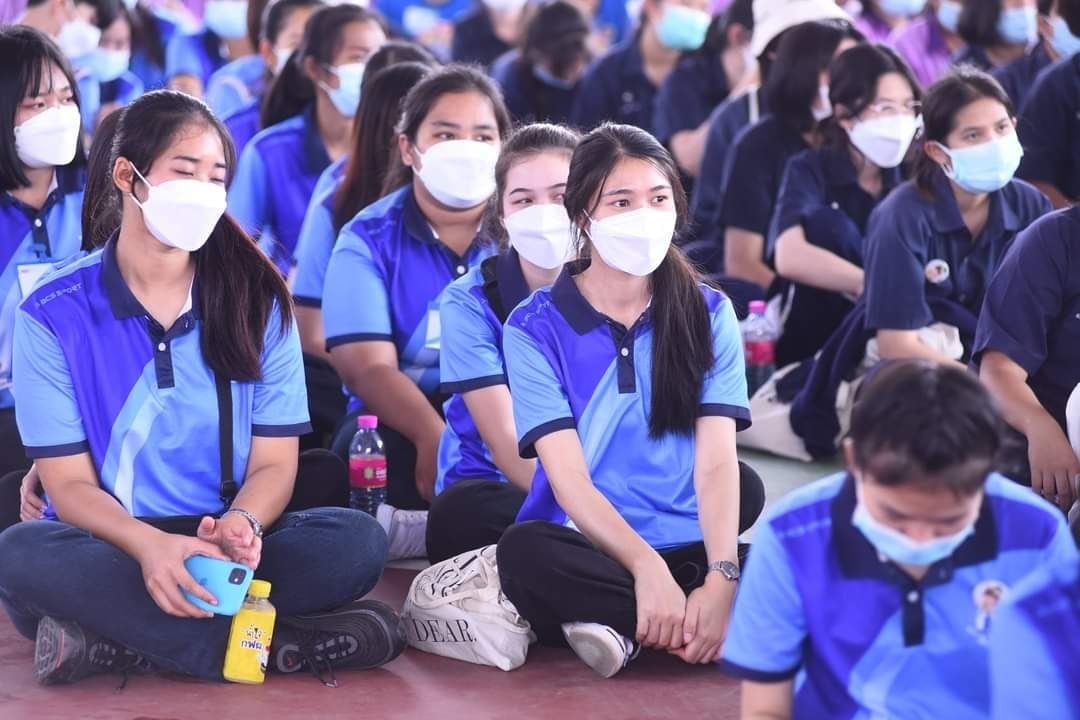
[496,463,766,645]
[300,354,347,452]
[426,479,528,564]
[0,449,350,535]
[0,409,29,479]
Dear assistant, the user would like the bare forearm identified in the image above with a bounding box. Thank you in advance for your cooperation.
[490,446,536,492]
[695,460,740,565]
[556,479,659,575]
[776,235,863,296]
[981,360,1054,437]
[1032,181,1075,210]
[877,331,966,369]
[346,364,444,444]
[670,124,710,178]
[51,484,160,560]
[295,307,330,361]
[230,452,298,528]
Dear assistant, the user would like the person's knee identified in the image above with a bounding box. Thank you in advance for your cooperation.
[0,522,52,595]
[323,508,389,595]
[496,521,552,577]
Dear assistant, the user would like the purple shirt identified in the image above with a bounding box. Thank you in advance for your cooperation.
[889,15,954,88]
[855,10,897,45]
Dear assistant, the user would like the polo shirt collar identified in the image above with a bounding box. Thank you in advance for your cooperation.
[301,104,331,176]
[1,165,85,213]
[551,263,606,335]
[927,168,1020,234]
[831,473,1000,588]
[102,234,199,322]
[495,248,531,312]
[401,185,440,245]
[821,147,904,193]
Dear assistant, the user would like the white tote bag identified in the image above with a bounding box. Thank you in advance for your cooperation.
[402,545,535,671]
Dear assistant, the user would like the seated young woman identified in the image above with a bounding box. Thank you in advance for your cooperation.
[495,123,765,679]
[0,90,403,687]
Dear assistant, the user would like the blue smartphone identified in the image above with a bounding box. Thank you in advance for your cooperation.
[182,556,254,616]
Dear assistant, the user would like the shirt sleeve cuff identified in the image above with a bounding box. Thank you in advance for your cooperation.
[971,336,1044,376]
[293,295,322,309]
[24,440,90,459]
[325,333,394,351]
[441,374,508,395]
[699,403,752,431]
[252,421,313,437]
[518,417,576,459]
[717,658,802,683]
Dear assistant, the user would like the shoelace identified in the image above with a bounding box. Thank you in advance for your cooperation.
[297,628,340,689]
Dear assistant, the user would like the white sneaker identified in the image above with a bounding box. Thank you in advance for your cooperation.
[376,504,428,560]
[561,622,636,678]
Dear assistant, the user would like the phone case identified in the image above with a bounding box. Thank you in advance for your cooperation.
[182,555,255,616]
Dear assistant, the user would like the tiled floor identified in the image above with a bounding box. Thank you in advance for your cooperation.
[0,452,836,720]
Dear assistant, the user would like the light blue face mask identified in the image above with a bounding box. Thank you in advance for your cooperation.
[936,0,962,32]
[533,64,577,90]
[997,5,1038,45]
[852,490,976,567]
[1050,15,1080,57]
[319,62,365,117]
[83,48,131,83]
[880,0,928,18]
[203,0,249,40]
[656,4,712,52]
[938,132,1023,193]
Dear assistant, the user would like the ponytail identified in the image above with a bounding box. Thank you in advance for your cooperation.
[260,53,312,127]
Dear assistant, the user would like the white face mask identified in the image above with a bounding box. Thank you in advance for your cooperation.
[319,62,365,117]
[482,0,527,12]
[847,114,921,169]
[130,166,227,252]
[812,84,833,121]
[273,46,294,75]
[416,140,498,209]
[56,18,102,59]
[505,204,575,269]
[14,105,82,169]
[587,207,676,277]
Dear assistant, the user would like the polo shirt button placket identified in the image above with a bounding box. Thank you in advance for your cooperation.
[906,590,919,604]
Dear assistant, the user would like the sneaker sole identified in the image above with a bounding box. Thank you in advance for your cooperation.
[275,601,407,673]
[562,625,628,679]
[34,617,81,685]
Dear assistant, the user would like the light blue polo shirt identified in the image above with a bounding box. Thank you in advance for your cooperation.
[291,155,348,307]
[205,54,267,119]
[503,269,751,549]
[436,250,531,495]
[76,71,145,134]
[228,105,332,275]
[322,184,494,402]
[990,555,1079,719]
[1,166,85,411]
[12,240,312,519]
[223,99,262,156]
[165,30,227,87]
[720,472,1078,720]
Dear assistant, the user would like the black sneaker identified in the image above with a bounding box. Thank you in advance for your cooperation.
[272,600,406,686]
[34,617,147,685]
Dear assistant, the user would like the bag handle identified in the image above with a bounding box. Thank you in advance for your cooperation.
[216,373,236,506]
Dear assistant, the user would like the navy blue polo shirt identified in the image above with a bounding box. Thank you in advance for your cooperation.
[1,167,85,411]
[952,44,992,70]
[718,114,809,238]
[436,250,531,495]
[974,207,1080,429]
[490,51,579,125]
[863,171,1050,332]
[569,39,658,135]
[503,269,751,550]
[323,185,495,401]
[1017,53,1080,201]
[451,6,511,68]
[991,40,1054,112]
[206,54,267,119]
[990,556,1079,720]
[223,99,261,156]
[12,240,311,519]
[291,158,350,308]
[653,51,731,145]
[165,30,227,87]
[229,105,332,275]
[721,472,1077,719]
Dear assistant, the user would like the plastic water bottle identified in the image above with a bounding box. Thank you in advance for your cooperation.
[742,300,776,397]
[349,415,387,516]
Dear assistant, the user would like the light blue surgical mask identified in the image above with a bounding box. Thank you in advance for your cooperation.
[937,132,1023,193]
[533,64,577,90]
[656,4,711,52]
[997,5,1038,45]
[852,490,976,567]
[1050,15,1080,57]
[936,0,962,32]
[203,0,249,40]
[880,0,927,18]
[319,62,365,117]
[83,48,131,83]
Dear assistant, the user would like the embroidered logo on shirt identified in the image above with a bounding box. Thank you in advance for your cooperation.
[968,579,1009,643]
[924,259,951,285]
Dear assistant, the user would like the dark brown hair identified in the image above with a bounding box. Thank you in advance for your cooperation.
[81,109,124,250]
[563,123,712,438]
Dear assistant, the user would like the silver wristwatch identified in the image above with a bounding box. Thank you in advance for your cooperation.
[707,560,740,581]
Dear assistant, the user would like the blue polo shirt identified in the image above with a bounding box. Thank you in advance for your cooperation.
[76,71,145,134]
[1,167,85,411]
[490,51,579,125]
[989,556,1079,720]
[720,472,1078,720]
[12,240,311,519]
[863,171,1050,332]
[165,30,227,86]
[974,207,1080,429]
[952,44,992,70]
[503,269,751,550]
[323,184,495,400]
[653,52,730,146]
[1017,53,1080,201]
[991,41,1054,112]
[436,250,531,495]
[570,38,658,135]
[451,6,511,67]
[229,106,332,275]
[223,99,262,156]
[129,12,178,91]
[376,0,473,37]
[291,157,350,308]
[206,54,267,119]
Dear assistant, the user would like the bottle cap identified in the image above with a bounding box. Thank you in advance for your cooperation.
[748,300,767,315]
[357,415,378,430]
[248,580,271,599]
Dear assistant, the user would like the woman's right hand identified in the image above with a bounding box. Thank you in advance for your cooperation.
[19,465,45,522]
[1028,417,1080,511]
[633,557,687,651]
[135,531,230,619]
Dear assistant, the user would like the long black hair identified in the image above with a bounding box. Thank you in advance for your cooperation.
[564,123,713,438]
[261,0,324,50]
[914,66,1013,194]
[824,43,922,150]
[112,90,292,382]
[260,3,387,128]
[82,109,124,250]
[0,25,87,191]
[382,64,512,196]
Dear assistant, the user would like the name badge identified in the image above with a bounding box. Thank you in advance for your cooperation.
[924,259,950,285]
[425,307,441,351]
[17,261,54,298]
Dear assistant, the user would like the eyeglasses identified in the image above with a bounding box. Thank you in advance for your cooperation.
[865,100,922,117]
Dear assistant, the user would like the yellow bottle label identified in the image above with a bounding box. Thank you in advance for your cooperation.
[223,605,276,684]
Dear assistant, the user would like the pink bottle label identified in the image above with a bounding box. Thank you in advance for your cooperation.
[745,339,775,366]
[349,457,388,489]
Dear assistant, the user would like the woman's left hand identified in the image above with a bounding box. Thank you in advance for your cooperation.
[197,514,262,569]
[670,574,737,664]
